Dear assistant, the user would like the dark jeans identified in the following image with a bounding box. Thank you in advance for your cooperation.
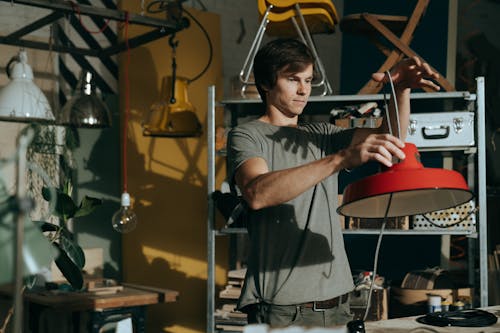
[244,300,354,327]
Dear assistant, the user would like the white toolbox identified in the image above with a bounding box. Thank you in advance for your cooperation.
[405,111,475,149]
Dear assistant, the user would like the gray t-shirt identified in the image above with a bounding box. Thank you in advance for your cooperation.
[227,119,356,309]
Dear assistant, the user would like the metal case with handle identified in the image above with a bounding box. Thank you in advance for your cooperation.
[406,111,475,149]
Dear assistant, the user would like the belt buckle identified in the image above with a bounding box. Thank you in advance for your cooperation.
[312,301,326,312]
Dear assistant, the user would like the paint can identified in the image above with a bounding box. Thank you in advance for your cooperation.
[427,294,442,313]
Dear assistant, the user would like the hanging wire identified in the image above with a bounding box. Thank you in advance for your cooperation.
[123,12,131,193]
[420,205,478,228]
[363,193,392,321]
[168,33,179,104]
[385,70,401,140]
[382,92,392,137]
[363,72,401,321]
[182,8,213,84]
[146,1,213,84]
[69,1,111,34]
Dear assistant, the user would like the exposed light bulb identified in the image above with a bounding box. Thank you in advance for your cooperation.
[112,192,138,233]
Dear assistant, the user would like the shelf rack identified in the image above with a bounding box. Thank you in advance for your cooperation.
[207,79,487,332]
[0,0,187,57]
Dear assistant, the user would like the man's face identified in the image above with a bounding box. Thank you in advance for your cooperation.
[266,63,313,118]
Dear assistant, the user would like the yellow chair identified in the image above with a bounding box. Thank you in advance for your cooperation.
[340,0,455,94]
[263,0,339,35]
[239,0,339,97]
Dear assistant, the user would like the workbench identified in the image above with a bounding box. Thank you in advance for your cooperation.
[1,284,179,333]
[364,305,500,333]
[241,305,500,333]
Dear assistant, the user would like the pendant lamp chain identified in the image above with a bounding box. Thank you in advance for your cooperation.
[169,33,179,104]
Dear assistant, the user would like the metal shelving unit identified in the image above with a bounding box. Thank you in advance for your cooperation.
[206,78,487,332]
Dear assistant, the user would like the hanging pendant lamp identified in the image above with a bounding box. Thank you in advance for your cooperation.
[338,71,473,219]
[143,76,202,137]
[0,50,54,123]
[58,70,112,128]
[337,142,473,218]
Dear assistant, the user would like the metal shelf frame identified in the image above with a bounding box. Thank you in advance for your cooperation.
[0,0,187,57]
[207,79,488,332]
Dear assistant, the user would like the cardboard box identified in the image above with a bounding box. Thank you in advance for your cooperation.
[335,117,382,129]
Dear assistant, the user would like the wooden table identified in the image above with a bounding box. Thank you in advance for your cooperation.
[11,284,178,333]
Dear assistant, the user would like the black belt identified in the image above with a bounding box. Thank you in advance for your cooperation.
[301,293,349,311]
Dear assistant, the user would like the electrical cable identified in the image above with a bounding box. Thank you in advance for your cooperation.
[362,71,400,321]
[120,12,130,194]
[382,92,392,137]
[386,70,401,139]
[69,1,111,34]
[182,8,213,84]
[416,309,498,327]
[146,1,213,84]
[420,206,478,228]
[363,193,391,321]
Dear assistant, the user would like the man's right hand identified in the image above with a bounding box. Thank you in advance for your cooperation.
[340,133,406,170]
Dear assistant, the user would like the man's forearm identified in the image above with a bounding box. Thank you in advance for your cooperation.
[239,153,345,210]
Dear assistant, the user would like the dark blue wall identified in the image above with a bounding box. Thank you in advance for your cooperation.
[340,0,450,94]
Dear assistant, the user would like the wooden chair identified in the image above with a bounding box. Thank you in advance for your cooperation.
[340,0,455,94]
[239,0,339,97]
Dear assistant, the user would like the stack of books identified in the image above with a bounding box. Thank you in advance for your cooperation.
[215,268,247,332]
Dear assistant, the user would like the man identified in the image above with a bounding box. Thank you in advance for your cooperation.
[227,38,440,327]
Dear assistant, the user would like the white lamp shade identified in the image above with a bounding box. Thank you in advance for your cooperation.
[0,50,54,122]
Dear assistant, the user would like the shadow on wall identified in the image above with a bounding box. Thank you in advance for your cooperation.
[68,44,223,331]
[121,128,217,332]
[122,40,226,332]
[72,99,123,280]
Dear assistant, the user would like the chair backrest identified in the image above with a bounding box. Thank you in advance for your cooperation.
[265,0,339,24]
[257,0,336,36]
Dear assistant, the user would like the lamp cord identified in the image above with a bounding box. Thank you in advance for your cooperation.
[5,54,20,79]
[182,8,213,84]
[123,12,130,193]
[363,72,400,321]
[168,34,178,104]
[363,193,392,321]
[420,205,478,228]
[416,309,498,327]
[146,2,213,85]
[69,1,111,34]
[385,70,401,140]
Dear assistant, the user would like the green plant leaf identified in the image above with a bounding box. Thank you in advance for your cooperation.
[74,196,103,218]
[59,235,85,269]
[54,242,84,290]
[42,187,78,220]
[55,192,78,220]
[32,221,59,233]
[41,187,57,202]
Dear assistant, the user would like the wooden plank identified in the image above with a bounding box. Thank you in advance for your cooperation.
[23,287,159,311]
[0,283,179,311]
[121,283,179,303]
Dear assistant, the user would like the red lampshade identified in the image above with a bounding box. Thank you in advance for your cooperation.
[337,143,473,218]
